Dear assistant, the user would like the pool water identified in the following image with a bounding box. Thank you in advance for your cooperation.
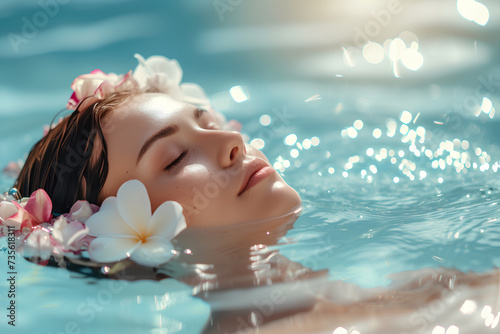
[1,0,500,333]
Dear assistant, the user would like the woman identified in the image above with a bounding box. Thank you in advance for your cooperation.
[14,62,301,227]
[3,53,319,331]
[3,54,500,334]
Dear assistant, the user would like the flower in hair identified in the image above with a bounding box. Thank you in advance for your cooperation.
[84,179,186,267]
[67,69,139,110]
[52,216,90,254]
[0,192,92,263]
[22,227,53,262]
[67,54,210,110]
[133,54,210,107]
[1,189,52,232]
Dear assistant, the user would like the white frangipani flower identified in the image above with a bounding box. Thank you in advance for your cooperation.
[67,54,211,110]
[84,180,186,267]
[133,53,210,107]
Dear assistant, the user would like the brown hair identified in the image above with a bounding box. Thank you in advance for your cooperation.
[14,91,136,214]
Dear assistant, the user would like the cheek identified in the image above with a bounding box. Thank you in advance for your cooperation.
[148,164,219,211]
[175,166,240,226]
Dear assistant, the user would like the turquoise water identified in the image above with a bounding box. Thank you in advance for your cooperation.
[1,0,500,333]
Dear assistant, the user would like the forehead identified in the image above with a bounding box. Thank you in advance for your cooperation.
[103,93,191,150]
[113,93,188,125]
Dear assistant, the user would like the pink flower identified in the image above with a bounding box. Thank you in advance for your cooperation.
[52,216,90,254]
[66,200,100,223]
[0,199,26,237]
[50,201,97,255]
[66,54,213,111]
[2,189,53,232]
[22,227,53,262]
[66,69,139,110]
[0,201,19,223]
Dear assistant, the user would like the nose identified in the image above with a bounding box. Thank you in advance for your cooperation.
[206,130,246,168]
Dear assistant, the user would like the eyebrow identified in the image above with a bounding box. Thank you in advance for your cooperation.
[136,125,179,165]
[194,107,206,119]
[135,108,205,165]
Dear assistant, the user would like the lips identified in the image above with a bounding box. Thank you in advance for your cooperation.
[238,159,273,196]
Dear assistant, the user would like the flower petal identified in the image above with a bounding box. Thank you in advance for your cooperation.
[130,238,175,267]
[66,92,79,110]
[133,54,183,87]
[115,70,139,92]
[88,236,141,263]
[180,83,210,107]
[132,53,149,87]
[69,69,123,106]
[116,180,152,237]
[95,81,114,99]
[65,225,90,251]
[68,200,98,223]
[146,201,186,240]
[90,69,106,76]
[84,197,138,237]
[52,216,90,251]
[24,189,52,223]
[22,228,53,261]
[9,202,37,230]
[0,201,18,221]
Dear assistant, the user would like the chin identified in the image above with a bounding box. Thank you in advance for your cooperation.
[260,180,302,219]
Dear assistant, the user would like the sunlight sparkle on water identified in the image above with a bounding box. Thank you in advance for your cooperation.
[229,85,248,103]
[354,120,364,130]
[284,134,297,146]
[460,300,477,314]
[402,47,424,71]
[276,101,497,183]
[400,124,409,135]
[259,114,271,126]
[457,0,489,26]
[479,97,495,119]
[305,94,321,102]
[432,326,445,334]
[389,38,406,62]
[400,110,412,124]
[250,138,265,150]
[362,42,384,64]
[347,127,358,139]
[386,119,397,137]
[359,32,424,75]
[302,139,312,149]
[332,326,348,334]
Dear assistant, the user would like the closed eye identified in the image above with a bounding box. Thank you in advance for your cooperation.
[165,150,188,171]
[195,108,221,130]
[194,108,207,119]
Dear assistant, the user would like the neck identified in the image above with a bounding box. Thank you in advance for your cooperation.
[158,208,309,291]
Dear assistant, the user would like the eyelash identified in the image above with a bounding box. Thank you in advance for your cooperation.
[165,150,188,171]
[197,109,220,130]
[163,110,216,171]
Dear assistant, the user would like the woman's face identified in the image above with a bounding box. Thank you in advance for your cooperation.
[100,93,301,227]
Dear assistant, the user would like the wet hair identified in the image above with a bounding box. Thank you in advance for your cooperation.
[14,91,137,214]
